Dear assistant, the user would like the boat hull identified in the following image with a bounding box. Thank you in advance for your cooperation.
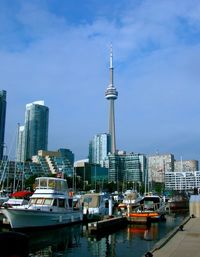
[127,212,161,224]
[1,208,83,229]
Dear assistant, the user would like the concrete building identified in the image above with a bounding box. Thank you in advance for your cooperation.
[148,153,174,183]
[165,171,200,191]
[174,160,198,172]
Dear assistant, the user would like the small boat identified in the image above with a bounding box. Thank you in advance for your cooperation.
[3,190,33,208]
[118,190,142,212]
[127,194,166,224]
[0,177,83,230]
[168,191,189,211]
[80,193,109,221]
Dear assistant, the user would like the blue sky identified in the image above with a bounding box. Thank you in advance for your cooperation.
[1,0,200,162]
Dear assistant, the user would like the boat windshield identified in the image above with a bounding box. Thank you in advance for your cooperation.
[35,177,68,191]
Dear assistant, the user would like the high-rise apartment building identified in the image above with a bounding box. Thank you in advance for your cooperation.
[148,153,174,183]
[0,90,6,160]
[17,101,49,161]
[89,133,111,166]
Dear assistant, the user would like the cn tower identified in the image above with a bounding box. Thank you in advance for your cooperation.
[105,45,118,154]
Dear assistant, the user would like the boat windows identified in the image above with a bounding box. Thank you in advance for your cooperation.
[48,180,55,189]
[36,198,43,205]
[29,198,37,204]
[39,179,48,188]
[35,177,68,191]
[43,199,53,205]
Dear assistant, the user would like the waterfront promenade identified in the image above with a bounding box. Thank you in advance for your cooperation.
[148,216,200,257]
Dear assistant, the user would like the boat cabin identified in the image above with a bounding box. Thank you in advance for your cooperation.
[35,177,68,192]
[28,177,71,210]
[140,195,161,211]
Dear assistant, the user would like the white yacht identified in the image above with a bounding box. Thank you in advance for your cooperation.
[1,177,83,229]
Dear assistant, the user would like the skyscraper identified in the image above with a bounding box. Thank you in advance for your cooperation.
[0,90,6,160]
[89,133,111,166]
[105,45,118,154]
[21,101,49,161]
[16,125,25,162]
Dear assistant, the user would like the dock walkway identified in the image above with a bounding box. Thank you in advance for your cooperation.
[147,216,200,257]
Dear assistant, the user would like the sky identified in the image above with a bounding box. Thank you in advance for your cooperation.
[1,0,200,162]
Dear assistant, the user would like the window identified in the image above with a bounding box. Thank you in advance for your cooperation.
[36,198,43,204]
[44,199,53,205]
[58,199,65,208]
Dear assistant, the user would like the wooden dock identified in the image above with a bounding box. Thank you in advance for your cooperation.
[88,216,127,234]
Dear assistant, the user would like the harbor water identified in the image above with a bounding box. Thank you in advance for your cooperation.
[0,213,187,257]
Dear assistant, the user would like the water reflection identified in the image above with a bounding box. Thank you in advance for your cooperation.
[27,224,81,256]
[0,213,188,257]
[127,224,158,241]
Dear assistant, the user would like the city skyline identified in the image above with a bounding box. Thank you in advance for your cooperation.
[1,1,200,162]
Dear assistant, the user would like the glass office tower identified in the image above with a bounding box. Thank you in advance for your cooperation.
[89,133,111,166]
[23,101,49,161]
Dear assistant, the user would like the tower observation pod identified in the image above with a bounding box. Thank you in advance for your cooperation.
[105,45,118,154]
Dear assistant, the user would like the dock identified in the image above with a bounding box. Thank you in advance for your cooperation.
[144,216,200,257]
[88,216,127,234]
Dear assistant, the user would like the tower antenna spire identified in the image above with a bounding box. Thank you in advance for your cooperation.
[109,43,114,87]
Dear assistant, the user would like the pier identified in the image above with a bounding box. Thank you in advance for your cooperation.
[87,216,127,234]
[144,216,200,257]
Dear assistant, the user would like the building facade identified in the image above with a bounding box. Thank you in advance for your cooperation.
[32,149,74,177]
[17,101,49,161]
[148,153,174,183]
[106,151,147,185]
[165,171,200,191]
[174,160,198,172]
[0,90,6,160]
[89,133,111,166]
